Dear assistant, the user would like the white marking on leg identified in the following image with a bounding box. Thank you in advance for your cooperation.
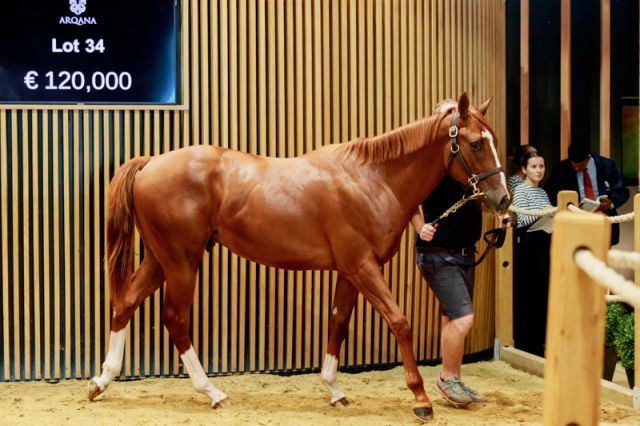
[482,129,508,193]
[332,307,338,315]
[92,328,126,391]
[320,354,346,405]
[181,345,228,406]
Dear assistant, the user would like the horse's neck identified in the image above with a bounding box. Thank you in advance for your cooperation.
[380,139,448,217]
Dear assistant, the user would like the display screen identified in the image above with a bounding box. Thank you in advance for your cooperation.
[0,0,180,104]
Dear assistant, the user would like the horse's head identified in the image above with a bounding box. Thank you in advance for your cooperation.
[436,93,510,214]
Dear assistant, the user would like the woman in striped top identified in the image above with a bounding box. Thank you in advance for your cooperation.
[512,151,551,228]
[507,144,538,192]
[512,151,552,358]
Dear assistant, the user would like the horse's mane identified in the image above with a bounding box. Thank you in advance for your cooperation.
[337,114,445,164]
[333,98,492,164]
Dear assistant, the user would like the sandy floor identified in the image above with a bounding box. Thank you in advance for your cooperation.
[0,360,638,425]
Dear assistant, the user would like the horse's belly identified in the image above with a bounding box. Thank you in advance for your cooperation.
[216,231,335,271]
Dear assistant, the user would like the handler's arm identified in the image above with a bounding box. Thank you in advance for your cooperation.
[410,205,425,232]
[411,205,437,242]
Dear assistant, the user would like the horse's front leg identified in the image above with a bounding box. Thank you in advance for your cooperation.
[321,275,359,407]
[345,258,434,422]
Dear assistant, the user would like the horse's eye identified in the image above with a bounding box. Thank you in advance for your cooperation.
[469,140,482,151]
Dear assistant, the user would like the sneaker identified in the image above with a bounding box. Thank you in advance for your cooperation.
[435,375,472,407]
[461,382,487,403]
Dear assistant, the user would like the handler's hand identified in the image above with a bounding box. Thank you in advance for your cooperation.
[419,223,437,242]
[498,213,513,228]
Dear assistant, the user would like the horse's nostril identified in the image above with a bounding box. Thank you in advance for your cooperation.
[498,195,510,211]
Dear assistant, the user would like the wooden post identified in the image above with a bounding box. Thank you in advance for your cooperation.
[600,0,611,157]
[495,226,514,348]
[634,194,640,407]
[557,190,578,212]
[520,0,529,146]
[543,212,610,425]
[560,0,571,159]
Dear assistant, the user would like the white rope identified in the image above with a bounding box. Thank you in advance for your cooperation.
[605,294,626,302]
[508,205,558,217]
[566,204,590,214]
[509,203,634,223]
[574,249,640,308]
[565,204,635,223]
[608,211,635,223]
[608,249,640,270]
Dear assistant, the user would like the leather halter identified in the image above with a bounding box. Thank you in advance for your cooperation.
[446,111,504,195]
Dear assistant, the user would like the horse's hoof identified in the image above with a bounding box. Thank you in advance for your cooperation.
[87,379,103,401]
[330,397,350,407]
[412,406,434,422]
[212,398,231,409]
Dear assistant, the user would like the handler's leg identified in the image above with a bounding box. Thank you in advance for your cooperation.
[321,275,359,406]
[440,313,474,379]
[416,252,483,405]
[88,253,165,400]
[436,313,486,405]
[442,313,486,403]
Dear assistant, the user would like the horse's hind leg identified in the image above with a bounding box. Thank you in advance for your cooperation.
[88,251,165,400]
[321,275,358,407]
[162,264,230,408]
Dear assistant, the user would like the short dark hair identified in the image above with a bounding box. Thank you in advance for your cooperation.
[568,144,590,163]
[520,151,543,169]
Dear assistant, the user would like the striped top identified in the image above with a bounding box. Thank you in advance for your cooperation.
[508,174,524,191]
[512,184,552,228]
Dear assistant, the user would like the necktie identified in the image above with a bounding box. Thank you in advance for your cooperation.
[583,169,595,200]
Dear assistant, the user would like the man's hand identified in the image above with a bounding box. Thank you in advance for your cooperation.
[419,223,437,241]
[597,198,613,212]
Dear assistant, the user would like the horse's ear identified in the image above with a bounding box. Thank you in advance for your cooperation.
[476,95,493,116]
[458,92,470,118]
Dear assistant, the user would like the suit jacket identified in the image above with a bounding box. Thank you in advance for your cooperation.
[544,152,629,245]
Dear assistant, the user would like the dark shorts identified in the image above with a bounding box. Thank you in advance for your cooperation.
[416,250,475,320]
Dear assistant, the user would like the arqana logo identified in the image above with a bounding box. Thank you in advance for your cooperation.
[59,0,95,25]
[69,0,87,16]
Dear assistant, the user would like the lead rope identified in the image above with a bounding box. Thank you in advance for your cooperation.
[427,190,503,267]
[431,191,504,266]
[430,190,485,226]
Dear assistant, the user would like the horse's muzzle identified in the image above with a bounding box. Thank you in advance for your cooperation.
[484,191,511,215]
[497,194,511,214]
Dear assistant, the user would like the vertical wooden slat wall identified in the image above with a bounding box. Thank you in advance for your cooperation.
[0,0,506,381]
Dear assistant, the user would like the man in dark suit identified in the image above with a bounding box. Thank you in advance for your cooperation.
[545,143,629,245]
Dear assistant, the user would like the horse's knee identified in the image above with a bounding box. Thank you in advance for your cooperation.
[389,315,412,341]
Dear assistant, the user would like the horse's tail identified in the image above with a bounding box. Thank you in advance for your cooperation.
[106,156,151,300]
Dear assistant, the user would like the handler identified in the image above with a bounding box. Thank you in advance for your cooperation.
[411,176,491,407]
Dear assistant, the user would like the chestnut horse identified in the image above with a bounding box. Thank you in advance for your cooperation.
[87,93,509,421]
